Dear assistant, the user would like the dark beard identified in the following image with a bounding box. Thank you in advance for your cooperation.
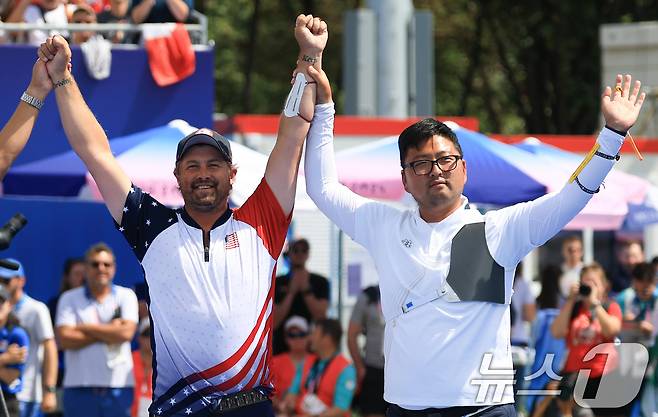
[181,183,231,212]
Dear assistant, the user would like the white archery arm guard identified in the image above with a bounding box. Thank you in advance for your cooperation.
[284,72,311,120]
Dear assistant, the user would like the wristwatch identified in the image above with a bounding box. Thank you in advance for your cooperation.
[45,385,56,394]
[20,92,44,110]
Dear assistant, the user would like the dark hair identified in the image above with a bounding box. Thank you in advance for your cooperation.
[536,265,562,309]
[632,262,655,283]
[562,235,582,247]
[398,118,462,165]
[72,5,96,20]
[291,238,310,252]
[60,257,85,293]
[315,318,343,347]
[617,239,644,252]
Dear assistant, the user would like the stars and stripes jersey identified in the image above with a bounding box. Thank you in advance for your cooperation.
[114,178,291,416]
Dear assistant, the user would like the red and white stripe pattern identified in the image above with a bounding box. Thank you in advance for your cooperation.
[225,232,240,249]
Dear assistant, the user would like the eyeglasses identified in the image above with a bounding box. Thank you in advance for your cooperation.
[286,331,308,339]
[402,155,462,176]
[89,261,114,269]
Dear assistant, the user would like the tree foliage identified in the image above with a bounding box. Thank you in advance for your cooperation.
[197,0,658,134]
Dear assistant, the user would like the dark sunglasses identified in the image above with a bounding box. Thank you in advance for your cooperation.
[89,261,114,269]
[286,331,308,339]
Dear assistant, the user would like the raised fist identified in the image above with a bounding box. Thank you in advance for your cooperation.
[294,14,328,55]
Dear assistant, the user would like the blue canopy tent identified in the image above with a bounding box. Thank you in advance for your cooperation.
[3,122,190,197]
[515,138,654,232]
[334,125,548,206]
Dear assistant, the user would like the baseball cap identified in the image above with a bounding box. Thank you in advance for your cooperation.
[0,259,24,280]
[176,128,232,163]
[284,316,309,333]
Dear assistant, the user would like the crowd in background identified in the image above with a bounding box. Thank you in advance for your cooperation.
[0,0,196,45]
[0,233,655,417]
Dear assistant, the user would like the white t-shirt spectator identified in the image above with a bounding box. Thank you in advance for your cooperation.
[14,295,54,403]
[23,4,69,45]
[559,262,583,300]
[511,278,535,345]
[56,285,138,388]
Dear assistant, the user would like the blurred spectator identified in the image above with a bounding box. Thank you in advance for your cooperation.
[0,285,29,417]
[511,265,536,347]
[0,260,58,417]
[45,258,84,417]
[616,262,658,417]
[68,0,109,14]
[282,319,356,417]
[0,0,12,43]
[55,243,138,417]
[525,265,566,417]
[347,285,386,417]
[550,263,623,417]
[271,316,315,412]
[131,319,151,417]
[6,0,68,46]
[558,235,584,300]
[274,238,329,355]
[47,258,85,329]
[611,239,645,295]
[130,0,192,24]
[97,0,134,44]
[617,262,658,345]
[70,4,96,44]
[510,265,536,409]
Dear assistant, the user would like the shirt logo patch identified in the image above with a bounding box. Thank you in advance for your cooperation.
[225,232,240,249]
[401,239,413,248]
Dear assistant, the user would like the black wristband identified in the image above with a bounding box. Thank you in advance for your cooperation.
[604,125,628,137]
[594,150,620,161]
[575,177,600,194]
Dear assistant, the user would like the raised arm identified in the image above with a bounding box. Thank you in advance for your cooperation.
[0,59,52,180]
[487,74,646,267]
[264,15,327,216]
[304,66,390,242]
[38,35,131,223]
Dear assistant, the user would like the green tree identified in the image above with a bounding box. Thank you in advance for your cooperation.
[199,0,658,134]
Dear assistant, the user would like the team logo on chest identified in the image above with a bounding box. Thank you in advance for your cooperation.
[225,232,240,249]
[401,239,413,248]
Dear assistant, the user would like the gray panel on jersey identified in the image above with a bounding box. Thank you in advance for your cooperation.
[445,222,506,304]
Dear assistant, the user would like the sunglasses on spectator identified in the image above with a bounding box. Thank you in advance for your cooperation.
[89,261,114,269]
[286,331,308,339]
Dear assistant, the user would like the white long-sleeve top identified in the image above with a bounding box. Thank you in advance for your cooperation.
[305,103,623,409]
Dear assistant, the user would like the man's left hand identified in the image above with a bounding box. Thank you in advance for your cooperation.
[601,74,646,132]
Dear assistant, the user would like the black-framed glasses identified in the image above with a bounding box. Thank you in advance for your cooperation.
[402,155,462,175]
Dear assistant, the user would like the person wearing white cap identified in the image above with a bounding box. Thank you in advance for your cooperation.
[271,316,315,413]
[37,13,329,417]
[0,259,58,417]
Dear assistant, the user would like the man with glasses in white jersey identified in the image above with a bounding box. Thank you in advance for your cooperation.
[302,57,646,416]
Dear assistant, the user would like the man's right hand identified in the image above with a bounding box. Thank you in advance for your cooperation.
[38,35,72,83]
[294,14,328,59]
